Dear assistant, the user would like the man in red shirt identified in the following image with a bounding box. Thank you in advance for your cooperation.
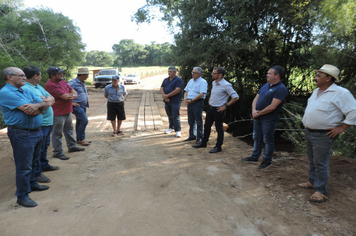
[45,67,84,160]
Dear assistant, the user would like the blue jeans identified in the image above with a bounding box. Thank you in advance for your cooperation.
[36,126,52,175]
[187,100,204,139]
[164,102,181,132]
[52,113,77,156]
[7,127,42,200]
[305,129,336,195]
[202,107,226,148]
[251,118,279,163]
[72,106,88,141]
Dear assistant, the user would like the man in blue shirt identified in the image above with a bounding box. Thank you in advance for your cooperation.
[193,67,239,153]
[241,65,288,169]
[68,68,91,146]
[0,67,50,208]
[23,66,59,184]
[160,66,184,137]
[183,67,208,143]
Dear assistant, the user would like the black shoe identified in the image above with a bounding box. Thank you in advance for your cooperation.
[258,161,272,169]
[209,146,222,153]
[31,185,49,191]
[36,173,51,183]
[68,146,85,153]
[196,139,202,144]
[192,142,207,148]
[42,165,60,172]
[241,157,259,163]
[184,137,196,141]
[17,198,37,207]
[53,154,70,160]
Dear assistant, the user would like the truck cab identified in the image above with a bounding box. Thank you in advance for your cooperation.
[93,69,123,88]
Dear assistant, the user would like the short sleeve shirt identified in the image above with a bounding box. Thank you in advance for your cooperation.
[23,82,54,126]
[161,76,184,104]
[184,77,208,99]
[256,81,288,121]
[0,83,43,129]
[45,80,73,116]
[68,78,89,108]
[104,84,127,103]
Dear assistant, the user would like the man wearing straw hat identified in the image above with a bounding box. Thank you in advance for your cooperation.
[68,68,91,146]
[298,64,356,202]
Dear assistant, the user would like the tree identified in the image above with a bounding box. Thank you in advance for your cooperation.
[112,39,148,66]
[84,50,113,66]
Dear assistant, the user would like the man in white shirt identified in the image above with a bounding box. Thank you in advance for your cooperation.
[183,67,208,144]
[299,64,356,202]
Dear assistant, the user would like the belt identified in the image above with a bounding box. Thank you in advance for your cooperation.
[209,105,220,109]
[8,126,41,132]
[306,128,329,133]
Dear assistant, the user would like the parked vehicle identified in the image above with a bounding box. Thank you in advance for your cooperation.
[93,69,123,88]
[124,73,141,84]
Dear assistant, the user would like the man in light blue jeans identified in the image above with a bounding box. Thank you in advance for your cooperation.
[300,64,356,203]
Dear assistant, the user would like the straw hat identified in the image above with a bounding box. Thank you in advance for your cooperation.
[77,68,89,74]
[314,64,340,82]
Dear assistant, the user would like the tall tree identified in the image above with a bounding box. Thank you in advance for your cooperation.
[84,50,113,66]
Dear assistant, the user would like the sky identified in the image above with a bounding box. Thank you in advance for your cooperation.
[22,0,175,52]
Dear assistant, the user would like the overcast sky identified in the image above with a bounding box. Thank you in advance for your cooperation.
[23,0,175,52]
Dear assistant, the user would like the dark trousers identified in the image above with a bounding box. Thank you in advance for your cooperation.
[202,106,226,148]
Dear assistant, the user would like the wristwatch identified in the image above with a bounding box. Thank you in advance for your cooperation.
[224,103,228,108]
[190,99,194,103]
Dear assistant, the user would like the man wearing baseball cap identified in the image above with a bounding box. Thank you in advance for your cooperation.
[299,64,356,202]
[68,68,91,146]
[45,66,85,160]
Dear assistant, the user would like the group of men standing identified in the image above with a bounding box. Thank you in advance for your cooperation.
[161,64,356,203]
[0,66,91,207]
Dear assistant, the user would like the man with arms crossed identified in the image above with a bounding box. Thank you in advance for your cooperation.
[241,65,288,169]
[183,66,208,144]
[160,66,184,137]
[193,67,239,153]
[45,66,84,160]
[298,64,356,202]
[68,68,91,146]
[0,67,50,207]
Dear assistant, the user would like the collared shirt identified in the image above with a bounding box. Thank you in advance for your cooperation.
[184,77,208,99]
[256,81,288,121]
[68,77,89,108]
[302,83,356,129]
[209,78,239,107]
[45,80,73,116]
[161,75,184,104]
[104,84,127,103]
[23,82,54,126]
[0,83,43,129]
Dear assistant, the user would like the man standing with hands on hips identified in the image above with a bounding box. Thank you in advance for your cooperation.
[183,66,208,144]
[298,64,356,203]
[193,67,239,153]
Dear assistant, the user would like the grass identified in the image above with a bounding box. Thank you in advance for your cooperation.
[69,66,168,85]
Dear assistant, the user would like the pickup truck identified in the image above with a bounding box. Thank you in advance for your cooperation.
[93,69,123,88]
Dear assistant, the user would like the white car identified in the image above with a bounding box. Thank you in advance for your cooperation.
[125,73,141,84]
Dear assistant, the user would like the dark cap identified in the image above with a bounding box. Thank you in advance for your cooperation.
[112,75,120,80]
[47,66,65,76]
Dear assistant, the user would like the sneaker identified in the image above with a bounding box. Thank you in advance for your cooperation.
[241,157,258,163]
[176,131,181,137]
[68,146,85,153]
[53,154,70,160]
[36,173,51,183]
[258,161,272,169]
[164,128,174,134]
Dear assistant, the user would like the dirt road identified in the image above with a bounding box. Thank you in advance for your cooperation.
[0,74,355,236]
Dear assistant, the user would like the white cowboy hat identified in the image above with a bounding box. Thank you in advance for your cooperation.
[314,64,340,82]
[77,68,89,74]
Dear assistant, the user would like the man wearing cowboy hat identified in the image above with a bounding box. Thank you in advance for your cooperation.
[68,68,91,146]
[298,64,356,202]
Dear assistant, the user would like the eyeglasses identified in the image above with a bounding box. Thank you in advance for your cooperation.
[211,73,218,75]
[191,72,199,74]
[10,74,27,78]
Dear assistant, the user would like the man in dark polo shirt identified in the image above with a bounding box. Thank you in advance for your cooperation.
[0,67,50,207]
[241,65,288,169]
[160,66,184,137]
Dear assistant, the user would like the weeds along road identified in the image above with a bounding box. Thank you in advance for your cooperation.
[0,73,355,236]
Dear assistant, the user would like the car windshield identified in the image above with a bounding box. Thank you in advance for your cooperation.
[127,74,136,77]
[98,70,116,75]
